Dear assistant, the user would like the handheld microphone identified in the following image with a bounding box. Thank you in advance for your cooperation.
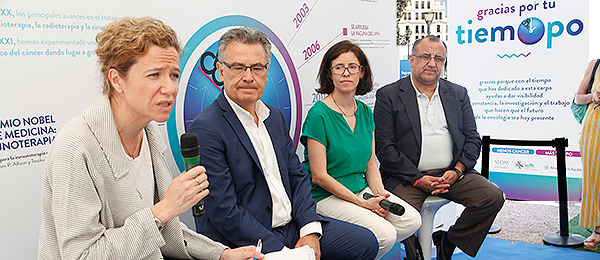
[180,133,205,217]
[362,192,405,216]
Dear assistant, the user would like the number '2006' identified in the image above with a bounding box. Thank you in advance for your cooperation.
[303,40,320,60]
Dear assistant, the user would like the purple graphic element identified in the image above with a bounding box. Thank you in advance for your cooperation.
[497,52,531,58]
[535,149,581,158]
[298,31,344,70]
[343,27,347,35]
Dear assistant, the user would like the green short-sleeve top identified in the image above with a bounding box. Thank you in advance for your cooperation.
[301,100,374,202]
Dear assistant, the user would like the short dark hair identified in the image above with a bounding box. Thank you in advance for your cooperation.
[316,40,373,95]
[411,35,447,55]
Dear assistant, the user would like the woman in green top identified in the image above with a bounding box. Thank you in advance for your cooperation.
[301,40,421,260]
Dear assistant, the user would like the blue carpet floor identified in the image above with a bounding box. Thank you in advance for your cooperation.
[381,237,599,260]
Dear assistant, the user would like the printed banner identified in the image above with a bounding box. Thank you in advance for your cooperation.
[448,0,588,200]
[0,0,397,258]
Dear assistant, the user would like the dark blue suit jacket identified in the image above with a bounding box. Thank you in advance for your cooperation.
[188,93,324,253]
[374,77,482,191]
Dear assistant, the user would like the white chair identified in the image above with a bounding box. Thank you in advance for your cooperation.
[417,196,451,260]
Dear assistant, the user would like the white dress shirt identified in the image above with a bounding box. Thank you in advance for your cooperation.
[411,76,454,171]
[224,92,322,237]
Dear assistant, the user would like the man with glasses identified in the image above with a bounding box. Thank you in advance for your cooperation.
[374,35,504,260]
[189,27,378,260]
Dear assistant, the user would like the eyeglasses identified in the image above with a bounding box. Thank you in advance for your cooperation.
[330,64,363,75]
[221,61,269,76]
[413,54,446,64]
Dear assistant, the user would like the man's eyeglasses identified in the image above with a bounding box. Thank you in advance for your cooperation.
[330,64,363,75]
[413,54,446,64]
[221,61,269,76]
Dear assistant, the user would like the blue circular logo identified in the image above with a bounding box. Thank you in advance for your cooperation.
[167,15,302,171]
[183,42,292,133]
[518,17,545,45]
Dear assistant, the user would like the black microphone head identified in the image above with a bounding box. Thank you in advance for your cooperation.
[362,192,375,200]
[388,203,405,216]
[180,133,200,158]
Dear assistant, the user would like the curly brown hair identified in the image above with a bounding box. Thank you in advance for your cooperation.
[95,17,181,98]
[316,40,373,95]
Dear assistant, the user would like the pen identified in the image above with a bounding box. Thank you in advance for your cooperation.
[252,239,261,260]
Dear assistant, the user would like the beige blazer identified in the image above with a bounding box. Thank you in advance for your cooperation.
[39,97,227,259]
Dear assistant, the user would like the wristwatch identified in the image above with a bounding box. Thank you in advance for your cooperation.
[154,216,163,231]
[452,168,464,180]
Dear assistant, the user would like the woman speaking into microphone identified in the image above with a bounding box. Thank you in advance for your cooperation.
[38,16,262,260]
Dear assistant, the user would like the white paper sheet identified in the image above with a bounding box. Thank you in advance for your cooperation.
[263,245,316,260]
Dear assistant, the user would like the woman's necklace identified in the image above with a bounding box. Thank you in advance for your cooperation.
[332,94,356,117]
[117,129,143,158]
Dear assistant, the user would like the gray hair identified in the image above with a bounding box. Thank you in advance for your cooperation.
[217,27,272,63]
[411,35,447,55]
